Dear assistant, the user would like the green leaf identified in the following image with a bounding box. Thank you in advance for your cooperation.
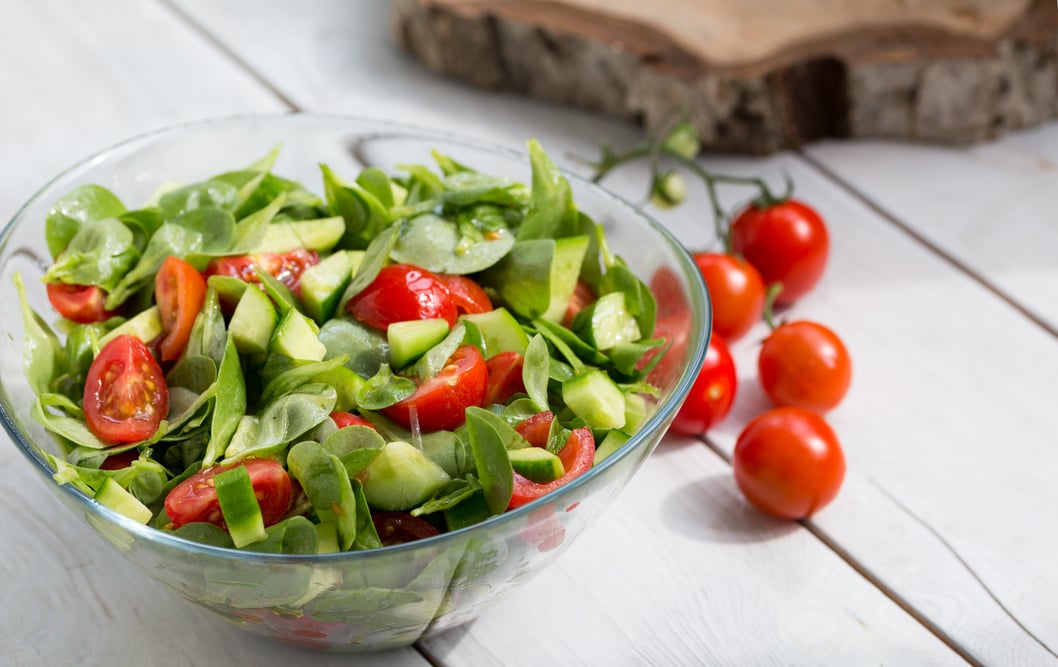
[255,383,337,451]
[390,214,514,275]
[601,262,656,339]
[287,441,359,551]
[321,164,392,249]
[321,425,384,476]
[351,479,383,550]
[45,185,126,258]
[531,318,586,374]
[15,274,64,396]
[336,221,401,313]
[318,318,387,379]
[242,515,318,554]
[517,139,577,240]
[411,476,482,516]
[170,207,235,255]
[441,172,528,208]
[44,218,140,293]
[355,168,396,209]
[431,149,475,176]
[159,180,238,219]
[607,337,666,378]
[204,334,246,466]
[411,322,466,382]
[465,407,514,515]
[356,364,416,410]
[105,223,203,309]
[522,334,550,413]
[259,355,348,408]
[183,288,226,365]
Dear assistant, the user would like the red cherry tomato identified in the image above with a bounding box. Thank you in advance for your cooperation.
[234,608,349,647]
[669,334,737,435]
[46,283,114,323]
[329,411,376,429]
[99,450,138,471]
[371,511,440,546]
[483,351,525,406]
[83,335,169,443]
[347,264,457,330]
[692,252,764,341]
[436,274,492,315]
[759,321,851,412]
[164,458,292,530]
[563,280,596,326]
[204,248,319,294]
[155,256,207,362]
[730,200,829,305]
[733,407,845,519]
[382,345,487,432]
[509,412,594,509]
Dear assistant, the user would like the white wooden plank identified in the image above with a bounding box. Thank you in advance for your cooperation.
[804,127,1058,332]
[0,1,423,664]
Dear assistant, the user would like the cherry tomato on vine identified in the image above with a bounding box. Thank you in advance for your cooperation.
[372,512,441,546]
[347,264,458,330]
[759,320,851,412]
[155,256,207,362]
[693,252,765,341]
[730,200,828,305]
[46,283,114,323]
[382,344,486,431]
[164,458,292,530]
[204,248,319,294]
[436,274,492,315]
[83,335,169,443]
[669,334,737,435]
[733,407,845,519]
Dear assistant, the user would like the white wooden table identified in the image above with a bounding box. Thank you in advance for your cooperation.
[3,1,1056,665]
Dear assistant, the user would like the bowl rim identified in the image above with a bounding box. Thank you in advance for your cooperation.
[0,111,710,561]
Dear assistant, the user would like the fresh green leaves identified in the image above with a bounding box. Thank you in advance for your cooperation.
[44,218,139,292]
[45,185,126,258]
[356,364,416,411]
[517,139,577,240]
[464,407,514,515]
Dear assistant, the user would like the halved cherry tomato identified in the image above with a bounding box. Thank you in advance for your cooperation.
[508,412,595,509]
[693,252,765,342]
[46,283,114,323]
[330,411,376,430]
[203,248,319,294]
[733,407,845,519]
[483,351,525,406]
[382,345,486,431]
[164,458,292,530]
[515,410,556,447]
[371,511,440,546]
[730,199,829,305]
[99,449,138,471]
[347,264,458,330]
[436,274,492,315]
[155,256,207,362]
[670,334,737,435]
[83,335,169,443]
[563,280,596,326]
[759,320,851,412]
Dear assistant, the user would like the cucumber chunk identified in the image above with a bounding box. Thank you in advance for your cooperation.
[358,441,451,511]
[461,307,529,358]
[508,447,564,483]
[270,309,326,361]
[214,465,267,548]
[594,429,630,466]
[572,291,642,351]
[98,306,162,348]
[562,370,627,430]
[252,216,345,254]
[229,285,277,356]
[93,477,152,524]
[387,318,450,369]
[300,250,364,323]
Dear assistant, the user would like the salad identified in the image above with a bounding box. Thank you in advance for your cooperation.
[17,140,668,554]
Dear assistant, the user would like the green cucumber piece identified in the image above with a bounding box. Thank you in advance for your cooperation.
[93,477,152,524]
[270,309,326,361]
[623,392,649,433]
[358,441,450,511]
[229,284,277,356]
[572,291,642,351]
[313,365,365,412]
[214,465,267,548]
[485,236,589,322]
[387,318,450,369]
[562,370,627,430]
[252,216,345,254]
[461,307,529,358]
[508,447,564,483]
[300,250,364,323]
[594,429,630,465]
[315,522,340,554]
[98,306,162,348]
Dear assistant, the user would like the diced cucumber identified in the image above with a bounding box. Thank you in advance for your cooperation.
[229,284,277,356]
[315,521,340,554]
[486,236,589,322]
[214,465,267,548]
[98,306,162,348]
[300,250,365,323]
[623,392,649,433]
[572,291,642,351]
[270,309,326,361]
[461,307,529,358]
[93,477,152,524]
[509,447,564,483]
[358,441,451,511]
[562,370,627,430]
[387,318,450,369]
[252,216,345,254]
[594,429,630,465]
[545,236,591,322]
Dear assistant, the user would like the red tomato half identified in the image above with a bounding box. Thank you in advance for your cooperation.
[46,283,114,324]
[347,264,458,330]
[155,256,207,362]
[204,248,319,294]
[515,410,555,447]
[484,351,525,406]
[436,274,492,315]
[83,335,169,444]
[372,511,441,546]
[670,334,737,435]
[733,408,845,519]
[509,413,594,509]
[330,411,376,429]
[164,458,292,530]
[693,252,765,342]
[382,345,487,432]
[730,200,829,305]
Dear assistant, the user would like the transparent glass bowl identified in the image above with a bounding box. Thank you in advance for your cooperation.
[0,114,708,651]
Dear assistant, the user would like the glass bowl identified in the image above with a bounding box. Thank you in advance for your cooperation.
[0,114,709,651]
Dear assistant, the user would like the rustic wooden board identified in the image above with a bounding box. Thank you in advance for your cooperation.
[391,0,1058,153]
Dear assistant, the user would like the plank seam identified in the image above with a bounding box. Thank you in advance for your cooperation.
[796,149,1058,341]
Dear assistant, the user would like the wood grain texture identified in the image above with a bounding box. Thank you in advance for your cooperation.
[391,0,1058,153]
[0,2,422,664]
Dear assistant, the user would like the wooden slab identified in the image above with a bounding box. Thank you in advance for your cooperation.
[392,0,1058,153]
